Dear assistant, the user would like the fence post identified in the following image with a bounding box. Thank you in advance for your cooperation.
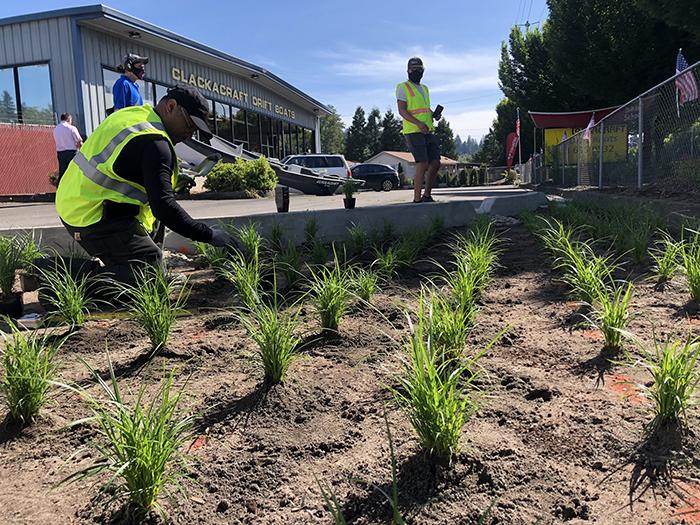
[562,144,567,186]
[637,97,643,189]
[598,120,604,189]
[576,137,581,186]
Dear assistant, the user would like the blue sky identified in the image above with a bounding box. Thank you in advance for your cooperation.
[2,0,549,139]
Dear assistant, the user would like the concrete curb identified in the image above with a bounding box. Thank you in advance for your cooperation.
[0,191,549,255]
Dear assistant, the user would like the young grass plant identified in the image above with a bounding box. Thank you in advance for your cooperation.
[239,296,301,384]
[193,241,228,277]
[681,229,700,301]
[233,222,263,262]
[588,280,634,350]
[221,250,264,309]
[316,476,348,525]
[15,232,42,272]
[391,293,480,460]
[650,232,683,282]
[347,223,367,256]
[38,257,97,328]
[304,216,319,247]
[427,290,476,364]
[119,265,189,352]
[373,245,400,279]
[308,249,349,333]
[556,241,615,305]
[0,236,22,297]
[349,266,380,304]
[62,356,194,518]
[0,324,63,424]
[635,336,700,428]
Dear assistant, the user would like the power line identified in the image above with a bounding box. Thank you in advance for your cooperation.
[527,0,534,22]
[514,0,524,26]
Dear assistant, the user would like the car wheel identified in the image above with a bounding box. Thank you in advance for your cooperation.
[381,178,395,191]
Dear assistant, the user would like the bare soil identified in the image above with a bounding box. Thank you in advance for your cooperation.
[2,223,700,524]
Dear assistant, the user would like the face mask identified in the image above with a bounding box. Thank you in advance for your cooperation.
[408,70,423,83]
[132,66,146,80]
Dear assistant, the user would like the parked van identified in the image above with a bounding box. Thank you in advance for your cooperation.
[281,154,352,179]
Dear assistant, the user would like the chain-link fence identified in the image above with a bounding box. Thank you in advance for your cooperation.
[552,60,700,195]
[519,153,544,185]
[0,123,57,196]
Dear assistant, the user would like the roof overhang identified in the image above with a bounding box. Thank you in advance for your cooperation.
[528,105,620,129]
[1,4,330,116]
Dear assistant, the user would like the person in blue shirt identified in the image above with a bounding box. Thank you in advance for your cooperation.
[112,53,149,111]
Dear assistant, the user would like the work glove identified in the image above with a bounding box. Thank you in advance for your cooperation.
[209,228,236,248]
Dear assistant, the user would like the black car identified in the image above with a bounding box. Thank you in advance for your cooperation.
[351,163,400,191]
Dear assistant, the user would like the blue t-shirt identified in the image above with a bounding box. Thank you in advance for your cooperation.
[112,75,143,110]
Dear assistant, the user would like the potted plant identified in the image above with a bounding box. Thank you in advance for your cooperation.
[342,180,356,210]
[0,236,23,317]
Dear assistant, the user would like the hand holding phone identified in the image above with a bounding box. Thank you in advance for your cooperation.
[433,104,444,120]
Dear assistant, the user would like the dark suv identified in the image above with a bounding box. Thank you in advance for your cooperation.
[351,163,400,191]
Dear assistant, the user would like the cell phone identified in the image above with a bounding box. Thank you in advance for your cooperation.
[433,104,444,120]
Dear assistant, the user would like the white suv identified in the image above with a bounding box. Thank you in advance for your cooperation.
[282,154,352,179]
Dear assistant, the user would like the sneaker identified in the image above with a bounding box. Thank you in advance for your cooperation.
[421,195,436,203]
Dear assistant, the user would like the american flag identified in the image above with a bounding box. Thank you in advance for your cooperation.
[676,49,698,105]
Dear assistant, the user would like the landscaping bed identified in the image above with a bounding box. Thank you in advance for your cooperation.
[1,212,700,524]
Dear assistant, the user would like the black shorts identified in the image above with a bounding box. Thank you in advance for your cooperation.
[404,133,440,163]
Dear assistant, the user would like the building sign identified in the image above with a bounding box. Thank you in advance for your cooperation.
[544,125,628,164]
[171,67,296,120]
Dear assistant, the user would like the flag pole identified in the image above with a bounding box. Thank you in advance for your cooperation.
[676,48,682,118]
[517,107,522,167]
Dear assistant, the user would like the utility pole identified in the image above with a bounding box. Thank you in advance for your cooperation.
[517,107,522,167]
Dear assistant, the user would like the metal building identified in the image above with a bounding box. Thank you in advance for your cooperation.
[0,4,330,159]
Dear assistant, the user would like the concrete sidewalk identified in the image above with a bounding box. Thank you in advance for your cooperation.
[0,185,548,253]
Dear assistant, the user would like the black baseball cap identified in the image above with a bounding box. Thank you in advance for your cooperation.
[407,57,424,70]
[165,84,212,139]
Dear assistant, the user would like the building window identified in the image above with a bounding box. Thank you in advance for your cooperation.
[247,111,261,153]
[282,122,291,157]
[0,63,54,124]
[232,107,247,147]
[155,83,169,102]
[214,101,232,143]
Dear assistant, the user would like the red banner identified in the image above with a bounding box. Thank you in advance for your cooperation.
[506,131,519,169]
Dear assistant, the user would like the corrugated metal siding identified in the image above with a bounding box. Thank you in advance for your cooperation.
[79,27,316,133]
[0,16,80,128]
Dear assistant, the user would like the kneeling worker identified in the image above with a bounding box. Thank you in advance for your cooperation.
[56,84,234,283]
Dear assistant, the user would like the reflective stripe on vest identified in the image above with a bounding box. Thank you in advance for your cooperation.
[71,150,148,203]
[399,81,433,134]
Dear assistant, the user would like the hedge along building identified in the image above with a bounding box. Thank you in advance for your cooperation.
[0,4,330,167]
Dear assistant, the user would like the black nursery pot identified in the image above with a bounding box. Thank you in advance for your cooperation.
[275,185,290,213]
[343,197,356,209]
[0,293,23,318]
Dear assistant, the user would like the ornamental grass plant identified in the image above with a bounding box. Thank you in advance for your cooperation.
[680,229,700,301]
[62,357,194,519]
[587,280,634,350]
[0,324,63,425]
[349,266,380,304]
[0,236,21,298]
[631,335,700,428]
[38,257,97,329]
[193,242,228,277]
[221,249,264,309]
[556,242,616,305]
[650,232,683,282]
[118,265,190,352]
[308,250,349,333]
[239,295,301,384]
[427,289,476,364]
[391,293,480,461]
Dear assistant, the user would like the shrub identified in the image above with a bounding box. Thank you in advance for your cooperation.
[203,158,277,194]
[203,161,245,192]
[62,358,194,518]
[0,325,63,424]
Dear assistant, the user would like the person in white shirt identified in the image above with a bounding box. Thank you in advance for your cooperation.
[53,113,83,184]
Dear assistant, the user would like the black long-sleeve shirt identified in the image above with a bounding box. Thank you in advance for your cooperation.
[112,135,212,242]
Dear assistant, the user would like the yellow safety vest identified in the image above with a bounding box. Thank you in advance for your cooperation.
[56,105,178,233]
[398,81,433,134]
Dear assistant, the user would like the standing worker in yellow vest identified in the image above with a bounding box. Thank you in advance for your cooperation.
[396,57,441,203]
[56,84,235,284]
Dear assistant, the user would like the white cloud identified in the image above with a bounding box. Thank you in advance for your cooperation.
[447,108,497,139]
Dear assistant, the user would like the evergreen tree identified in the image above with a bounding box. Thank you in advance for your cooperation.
[365,107,382,158]
[345,106,369,161]
[320,104,345,154]
[0,90,16,122]
[380,109,405,152]
[434,119,457,160]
